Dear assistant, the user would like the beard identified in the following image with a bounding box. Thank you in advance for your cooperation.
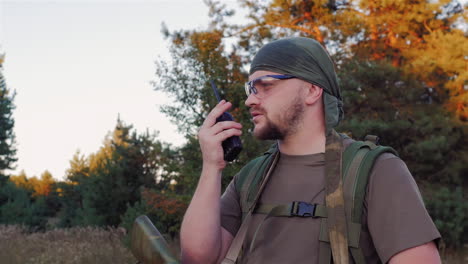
[254,94,305,141]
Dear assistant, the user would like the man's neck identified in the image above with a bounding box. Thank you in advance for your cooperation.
[277,127,326,155]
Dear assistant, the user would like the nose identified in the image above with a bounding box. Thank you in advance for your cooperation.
[245,93,259,108]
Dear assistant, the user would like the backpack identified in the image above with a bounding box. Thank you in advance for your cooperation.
[223,135,398,264]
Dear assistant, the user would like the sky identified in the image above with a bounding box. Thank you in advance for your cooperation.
[1,0,238,180]
[1,0,466,181]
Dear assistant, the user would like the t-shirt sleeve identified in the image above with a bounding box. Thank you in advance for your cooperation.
[220,176,242,237]
[366,153,441,263]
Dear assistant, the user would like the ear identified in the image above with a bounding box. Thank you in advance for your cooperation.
[304,83,323,105]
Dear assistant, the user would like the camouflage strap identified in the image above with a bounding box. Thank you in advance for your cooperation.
[323,129,349,264]
[318,220,362,261]
[222,151,280,264]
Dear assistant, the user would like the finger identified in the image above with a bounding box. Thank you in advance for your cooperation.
[210,121,242,134]
[198,121,240,142]
[214,127,242,141]
[203,100,233,126]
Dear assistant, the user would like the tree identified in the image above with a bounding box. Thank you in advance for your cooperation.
[153,26,272,194]
[32,171,55,197]
[350,0,467,121]
[121,188,188,238]
[0,176,52,229]
[9,170,33,194]
[0,54,17,183]
[0,181,35,225]
[59,119,172,227]
[11,170,57,197]
[56,152,89,227]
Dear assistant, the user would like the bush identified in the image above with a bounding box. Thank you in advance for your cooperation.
[121,188,187,239]
[425,186,468,249]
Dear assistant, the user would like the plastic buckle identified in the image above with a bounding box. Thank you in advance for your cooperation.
[291,201,316,217]
[364,135,380,145]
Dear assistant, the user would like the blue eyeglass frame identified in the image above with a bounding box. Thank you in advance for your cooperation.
[245,74,296,97]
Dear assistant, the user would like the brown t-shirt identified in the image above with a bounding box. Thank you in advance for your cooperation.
[220,145,440,263]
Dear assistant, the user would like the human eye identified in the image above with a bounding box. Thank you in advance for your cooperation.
[255,77,276,90]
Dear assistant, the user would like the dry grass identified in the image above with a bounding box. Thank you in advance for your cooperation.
[1,224,465,264]
[0,225,137,264]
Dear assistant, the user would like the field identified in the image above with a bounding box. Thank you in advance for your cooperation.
[0,224,466,264]
[0,225,136,264]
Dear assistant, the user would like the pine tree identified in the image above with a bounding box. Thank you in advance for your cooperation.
[0,54,17,183]
[59,119,171,227]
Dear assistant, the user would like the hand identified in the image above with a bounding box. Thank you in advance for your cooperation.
[198,100,242,170]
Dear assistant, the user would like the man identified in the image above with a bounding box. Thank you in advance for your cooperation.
[180,37,441,264]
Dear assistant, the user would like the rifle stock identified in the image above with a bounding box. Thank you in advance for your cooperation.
[130,215,180,264]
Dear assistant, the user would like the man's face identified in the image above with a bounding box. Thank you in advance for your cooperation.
[245,70,307,140]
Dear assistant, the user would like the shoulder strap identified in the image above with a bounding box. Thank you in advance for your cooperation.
[342,137,398,264]
[223,144,279,264]
[351,144,397,224]
[236,144,278,216]
[223,149,280,264]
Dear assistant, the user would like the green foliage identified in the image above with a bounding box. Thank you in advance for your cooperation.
[121,188,187,239]
[425,186,468,248]
[154,26,272,194]
[154,29,244,136]
[0,56,17,183]
[0,181,48,229]
[56,152,89,227]
[120,200,147,233]
[0,182,32,224]
[0,168,61,229]
[58,119,173,228]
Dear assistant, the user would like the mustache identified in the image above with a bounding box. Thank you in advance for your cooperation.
[249,107,266,115]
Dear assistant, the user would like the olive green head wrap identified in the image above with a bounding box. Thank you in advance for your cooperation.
[249,37,344,132]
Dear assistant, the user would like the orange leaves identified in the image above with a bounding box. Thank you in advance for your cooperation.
[9,171,56,197]
[141,188,187,216]
[189,31,225,63]
[403,28,467,121]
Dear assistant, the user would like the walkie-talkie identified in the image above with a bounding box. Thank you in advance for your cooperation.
[210,80,242,161]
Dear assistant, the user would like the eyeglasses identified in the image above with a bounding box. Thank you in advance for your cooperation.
[244,74,296,98]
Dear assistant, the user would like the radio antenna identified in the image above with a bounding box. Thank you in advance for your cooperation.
[210,80,222,102]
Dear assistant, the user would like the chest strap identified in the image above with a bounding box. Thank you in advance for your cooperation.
[247,202,327,254]
[254,202,328,218]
